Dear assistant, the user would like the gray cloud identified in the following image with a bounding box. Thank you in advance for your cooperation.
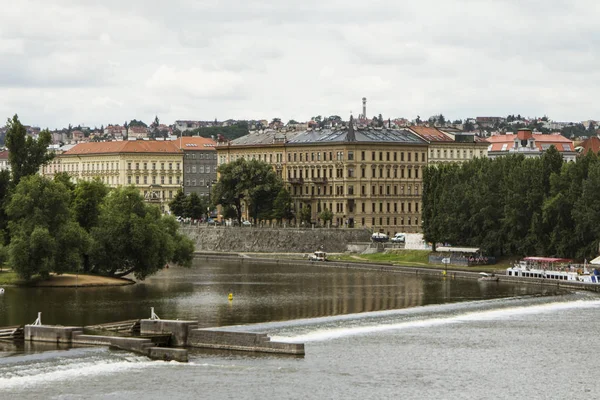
[1,0,600,128]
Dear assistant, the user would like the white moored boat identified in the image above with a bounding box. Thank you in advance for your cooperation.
[309,251,327,262]
[506,257,600,284]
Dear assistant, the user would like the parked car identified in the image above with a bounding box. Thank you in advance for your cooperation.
[242,220,252,227]
[391,233,406,243]
[207,218,220,226]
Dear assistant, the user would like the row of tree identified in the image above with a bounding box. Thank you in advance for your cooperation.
[422,147,600,260]
[1,115,194,281]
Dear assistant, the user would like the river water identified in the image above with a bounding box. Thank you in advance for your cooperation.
[1,260,599,399]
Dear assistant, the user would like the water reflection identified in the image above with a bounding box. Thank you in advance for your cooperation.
[0,259,556,328]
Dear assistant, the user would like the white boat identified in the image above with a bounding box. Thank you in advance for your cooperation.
[371,232,389,243]
[309,251,327,262]
[506,257,600,284]
[478,272,499,282]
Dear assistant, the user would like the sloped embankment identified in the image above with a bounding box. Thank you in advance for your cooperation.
[180,226,371,253]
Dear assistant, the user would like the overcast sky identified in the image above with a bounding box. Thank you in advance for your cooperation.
[1,0,599,129]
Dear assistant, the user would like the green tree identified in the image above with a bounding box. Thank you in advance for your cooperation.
[5,115,53,185]
[72,179,109,232]
[299,206,312,225]
[89,186,194,280]
[272,188,294,224]
[212,158,282,225]
[318,208,333,226]
[169,190,187,218]
[186,192,205,220]
[6,175,89,280]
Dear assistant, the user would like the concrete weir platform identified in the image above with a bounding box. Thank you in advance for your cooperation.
[21,315,305,362]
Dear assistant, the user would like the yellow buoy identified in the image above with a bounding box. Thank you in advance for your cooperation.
[228,293,233,301]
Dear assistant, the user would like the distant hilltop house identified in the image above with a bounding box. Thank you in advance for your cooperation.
[486,129,576,162]
[72,130,86,142]
[104,125,127,139]
[476,117,505,127]
[128,126,148,139]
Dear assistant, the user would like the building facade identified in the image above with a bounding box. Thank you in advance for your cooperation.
[178,136,217,197]
[41,141,183,211]
[408,127,489,165]
[217,122,428,234]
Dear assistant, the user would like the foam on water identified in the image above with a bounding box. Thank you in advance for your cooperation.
[271,297,600,343]
[0,348,161,390]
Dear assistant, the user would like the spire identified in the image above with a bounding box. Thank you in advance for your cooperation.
[346,115,356,142]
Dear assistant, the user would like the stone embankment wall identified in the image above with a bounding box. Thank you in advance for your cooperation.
[180,226,372,253]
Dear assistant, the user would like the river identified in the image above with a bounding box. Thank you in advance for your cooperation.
[1,259,599,399]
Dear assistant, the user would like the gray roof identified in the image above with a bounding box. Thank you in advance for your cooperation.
[230,129,304,146]
[288,126,427,145]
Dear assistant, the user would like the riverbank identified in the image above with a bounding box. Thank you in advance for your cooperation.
[0,271,134,287]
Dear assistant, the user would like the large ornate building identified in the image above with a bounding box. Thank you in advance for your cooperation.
[41,140,183,211]
[216,120,428,234]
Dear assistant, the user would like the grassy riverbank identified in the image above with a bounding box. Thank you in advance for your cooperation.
[0,270,27,286]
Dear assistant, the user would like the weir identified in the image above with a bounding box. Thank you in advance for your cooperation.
[2,309,305,362]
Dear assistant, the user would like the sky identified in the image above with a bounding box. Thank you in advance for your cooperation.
[1,0,599,129]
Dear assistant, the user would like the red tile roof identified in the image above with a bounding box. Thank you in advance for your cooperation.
[409,126,453,142]
[579,137,600,155]
[63,141,182,155]
[0,150,8,160]
[487,133,574,152]
[177,136,217,151]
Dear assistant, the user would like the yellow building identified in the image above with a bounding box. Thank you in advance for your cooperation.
[217,122,428,234]
[408,126,489,165]
[41,140,183,211]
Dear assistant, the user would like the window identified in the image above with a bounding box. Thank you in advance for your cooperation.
[372,151,376,161]
[135,162,139,170]
[152,176,156,184]
[386,152,390,161]
[161,163,165,170]
[144,176,148,184]
[361,151,365,161]
[127,176,131,184]
[362,203,365,212]
[177,163,180,170]
[394,152,397,161]
[362,185,366,195]
[362,168,366,178]
[127,162,132,170]
[408,153,412,162]
[169,191,173,199]
[169,163,172,170]
[379,152,383,161]
[401,152,404,162]
[186,166,190,173]
[348,151,354,161]
[192,166,197,173]
[372,203,376,213]
[348,168,354,178]
[199,166,205,174]
[161,176,165,184]
[135,176,139,184]
[152,162,156,170]
[169,176,172,184]
[206,166,210,174]
[143,162,147,170]
[348,186,354,195]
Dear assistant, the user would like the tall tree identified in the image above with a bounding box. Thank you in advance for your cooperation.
[72,179,109,232]
[5,115,53,185]
[212,158,282,225]
[6,175,89,280]
[169,190,187,218]
[272,188,294,224]
[89,187,194,279]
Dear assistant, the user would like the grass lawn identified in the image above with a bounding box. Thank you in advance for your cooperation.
[329,250,514,273]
